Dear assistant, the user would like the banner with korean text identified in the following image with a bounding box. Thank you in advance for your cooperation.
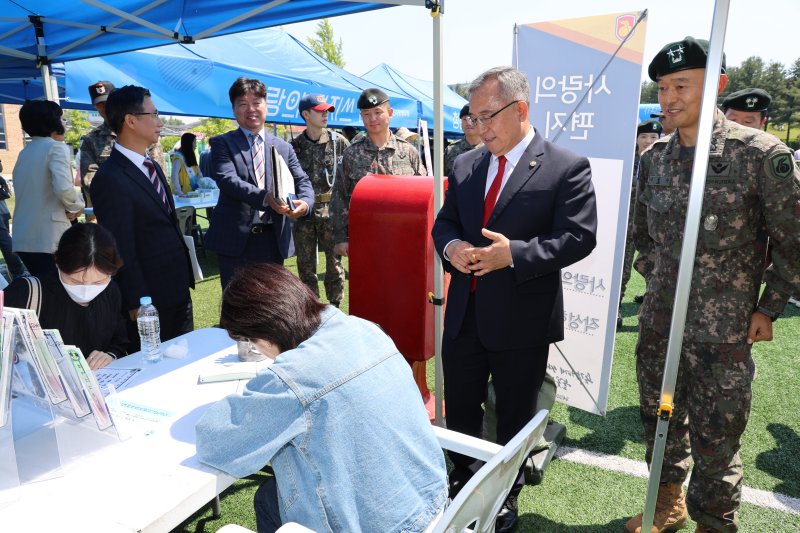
[514,12,647,414]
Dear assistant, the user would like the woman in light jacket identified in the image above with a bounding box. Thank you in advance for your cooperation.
[12,100,84,277]
[170,132,201,193]
[196,264,447,533]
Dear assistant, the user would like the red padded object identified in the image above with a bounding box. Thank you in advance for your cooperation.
[349,174,435,362]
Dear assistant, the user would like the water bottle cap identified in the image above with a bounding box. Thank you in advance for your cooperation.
[139,296,152,306]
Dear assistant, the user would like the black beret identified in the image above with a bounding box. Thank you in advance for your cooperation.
[637,120,663,136]
[721,88,771,112]
[88,81,115,104]
[459,104,470,118]
[648,36,726,81]
[357,88,389,110]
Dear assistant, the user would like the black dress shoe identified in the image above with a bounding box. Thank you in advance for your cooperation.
[634,294,644,304]
[496,495,518,533]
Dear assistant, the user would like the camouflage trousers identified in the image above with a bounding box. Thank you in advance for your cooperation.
[293,210,344,304]
[635,326,754,532]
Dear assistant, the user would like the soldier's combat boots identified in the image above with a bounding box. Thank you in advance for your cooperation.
[625,482,689,533]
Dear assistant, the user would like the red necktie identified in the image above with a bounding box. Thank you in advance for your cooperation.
[483,155,506,226]
[143,159,169,208]
[471,155,507,291]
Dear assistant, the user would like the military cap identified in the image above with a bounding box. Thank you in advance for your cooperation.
[648,36,726,81]
[88,81,115,105]
[299,94,335,113]
[357,88,390,109]
[637,120,663,136]
[721,88,771,112]
[459,104,470,119]
[394,127,418,143]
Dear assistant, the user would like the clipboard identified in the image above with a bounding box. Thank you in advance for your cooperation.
[271,145,297,207]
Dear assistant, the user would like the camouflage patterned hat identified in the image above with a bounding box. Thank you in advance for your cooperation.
[721,88,771,112]
[648,36,726,81]
[88,81,115,104]
[357,88,390,110]
[637,120,663,136]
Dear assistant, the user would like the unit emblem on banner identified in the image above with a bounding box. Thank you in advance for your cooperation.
[615,14,636,41]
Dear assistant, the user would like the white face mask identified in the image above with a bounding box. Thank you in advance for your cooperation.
[58,270,111,304]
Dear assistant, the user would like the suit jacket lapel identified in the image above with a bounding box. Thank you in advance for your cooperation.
[466,151,492,233]
[486,134,543,226]
[236,129,256,183]
[114,150,171,218]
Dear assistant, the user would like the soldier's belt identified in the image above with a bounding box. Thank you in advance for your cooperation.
[315,192,332,203]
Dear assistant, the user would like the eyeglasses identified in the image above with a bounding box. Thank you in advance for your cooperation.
[464,100,520,127]
[133,110,159,118]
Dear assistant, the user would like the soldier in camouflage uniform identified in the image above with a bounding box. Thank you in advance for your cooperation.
[627,38,800,533]
[444,104,483,176]
[291,94,349,306]
[618,120,663,329]
[80,81,165,214]
[331,88,422,256]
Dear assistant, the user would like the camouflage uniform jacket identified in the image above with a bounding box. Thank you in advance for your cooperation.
[331,133,422,243]
[444,138,482,177]
[633,109,800,343]
[79,123,165,189]
[291,129,350,217]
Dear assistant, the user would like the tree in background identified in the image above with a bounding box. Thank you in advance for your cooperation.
[161,116,184,126]
[63,110,92,152]
[639,80,657,103]
[450,83,470,100]
[307,19,345,68]
[191,117,235,140]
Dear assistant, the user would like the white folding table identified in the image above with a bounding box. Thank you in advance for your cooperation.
[0,328,245,533]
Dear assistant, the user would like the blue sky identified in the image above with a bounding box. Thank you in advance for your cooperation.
[284,0,798,85]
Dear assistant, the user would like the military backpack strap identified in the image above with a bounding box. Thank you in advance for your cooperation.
[22,276,42,318]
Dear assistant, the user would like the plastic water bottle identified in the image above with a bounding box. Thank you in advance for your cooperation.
[137,296,162,363]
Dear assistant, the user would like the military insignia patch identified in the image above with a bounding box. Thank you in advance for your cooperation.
[767,152,794,180]
[666,44,685,66]
[708,161,731,177]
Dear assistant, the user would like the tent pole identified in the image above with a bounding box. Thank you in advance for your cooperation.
[40,63,54,101]
[640,1,730,530]
[431,2,445,427]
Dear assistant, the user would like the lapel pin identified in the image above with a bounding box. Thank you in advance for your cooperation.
[530,161,537,168]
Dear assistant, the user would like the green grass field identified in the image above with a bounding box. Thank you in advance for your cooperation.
[170,248,800,532]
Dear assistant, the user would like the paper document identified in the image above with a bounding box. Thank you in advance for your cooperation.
[96,367,141,396]
[271,145,296,207]
[199,360,273,383]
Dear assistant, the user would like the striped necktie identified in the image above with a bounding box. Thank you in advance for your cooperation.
[251,133,265,189]
[143,159,169,208]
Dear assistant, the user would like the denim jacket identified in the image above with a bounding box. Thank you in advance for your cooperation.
[196,307,448,532]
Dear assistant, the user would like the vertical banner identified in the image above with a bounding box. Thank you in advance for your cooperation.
[515,13,646,414]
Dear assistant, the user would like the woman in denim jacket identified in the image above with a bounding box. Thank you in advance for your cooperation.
[196,264,447,533]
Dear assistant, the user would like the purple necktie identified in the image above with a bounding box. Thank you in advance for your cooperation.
[143,159,169,208]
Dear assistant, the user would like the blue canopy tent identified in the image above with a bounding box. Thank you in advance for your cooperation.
[362,63,467,136]
[0,1,425,100]
[62,29,420,128]
[639,103,662,123]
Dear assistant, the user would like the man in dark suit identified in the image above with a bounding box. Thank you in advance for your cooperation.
[432,67,597,532]
[206,77,314,288]
[91,85,194,352]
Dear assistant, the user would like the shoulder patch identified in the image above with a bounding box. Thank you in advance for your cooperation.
[766,151,794,180]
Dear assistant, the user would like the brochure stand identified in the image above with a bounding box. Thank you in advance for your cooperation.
[1,309,122,503]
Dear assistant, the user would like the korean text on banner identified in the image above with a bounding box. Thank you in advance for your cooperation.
[514,12,647,414]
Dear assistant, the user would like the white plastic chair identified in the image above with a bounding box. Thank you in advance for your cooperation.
[425,409,550,533]
[218,409,550,533]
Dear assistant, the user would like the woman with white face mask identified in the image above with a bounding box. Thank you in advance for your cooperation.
[5,223,127,369]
